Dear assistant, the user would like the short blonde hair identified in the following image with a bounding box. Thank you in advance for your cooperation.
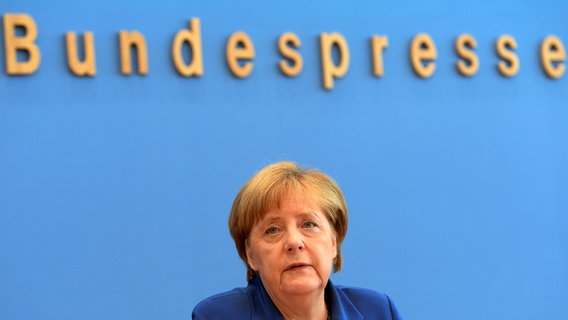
[228,161,348,281]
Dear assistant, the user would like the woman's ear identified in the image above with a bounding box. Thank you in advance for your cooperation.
[332,231,338,259]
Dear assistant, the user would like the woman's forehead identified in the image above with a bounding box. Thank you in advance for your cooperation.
[266,187,322,210]
[257,191,326,222]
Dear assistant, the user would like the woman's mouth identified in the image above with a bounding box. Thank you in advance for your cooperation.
[286,263,309,271]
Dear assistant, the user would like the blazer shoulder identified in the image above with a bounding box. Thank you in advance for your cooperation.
[335,285,403,320]
[192,287,251,320]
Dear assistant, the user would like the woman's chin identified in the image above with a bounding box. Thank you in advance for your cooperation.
[279,276,324,295]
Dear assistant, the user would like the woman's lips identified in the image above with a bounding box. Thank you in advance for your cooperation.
[286,263,309,271]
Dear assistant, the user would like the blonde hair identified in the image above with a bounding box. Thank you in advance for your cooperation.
[228,161,348,281]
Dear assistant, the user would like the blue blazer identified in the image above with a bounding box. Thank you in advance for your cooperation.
[192,276,402,319]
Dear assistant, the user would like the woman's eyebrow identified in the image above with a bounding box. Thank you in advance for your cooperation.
[259,215,281,224]
[296,212,324,221]
[261,210,322,223]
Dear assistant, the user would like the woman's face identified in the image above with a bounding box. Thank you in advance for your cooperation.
[246,193,337,299]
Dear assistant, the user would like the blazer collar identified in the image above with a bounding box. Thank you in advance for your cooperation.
[326,279,365,320]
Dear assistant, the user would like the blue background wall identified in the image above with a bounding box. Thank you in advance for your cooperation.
[1,1,567,319]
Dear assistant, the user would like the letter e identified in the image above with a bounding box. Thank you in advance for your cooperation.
[410,33,437,78]
[226,32,255,78]
[541,35,565,79]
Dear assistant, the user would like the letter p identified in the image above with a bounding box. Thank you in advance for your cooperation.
[320,32,350,90]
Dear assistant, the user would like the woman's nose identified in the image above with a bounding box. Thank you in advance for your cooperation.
[285,228,304,251]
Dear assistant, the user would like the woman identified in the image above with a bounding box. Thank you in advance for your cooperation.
[192,161,402,319]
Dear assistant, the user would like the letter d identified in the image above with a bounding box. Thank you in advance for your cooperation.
[172,18,204,77]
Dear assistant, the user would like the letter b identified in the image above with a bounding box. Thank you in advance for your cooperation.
[3,14,41,75]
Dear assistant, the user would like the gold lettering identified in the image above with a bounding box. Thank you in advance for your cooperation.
[226,32,255,78]
[320,32,350,90]
[540,35,565,79]
[496,35,519,77]
[455,34,479,76]
[65,31,96,76]
[410,33,437,78]
[172,18,204,77]
[278,32,303,77]
[3,13,41,75]
[119,31,148,75]
[371,35,388,77]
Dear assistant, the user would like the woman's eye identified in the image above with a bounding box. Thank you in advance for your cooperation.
[303,221,317,228]
[266,227,278,234]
